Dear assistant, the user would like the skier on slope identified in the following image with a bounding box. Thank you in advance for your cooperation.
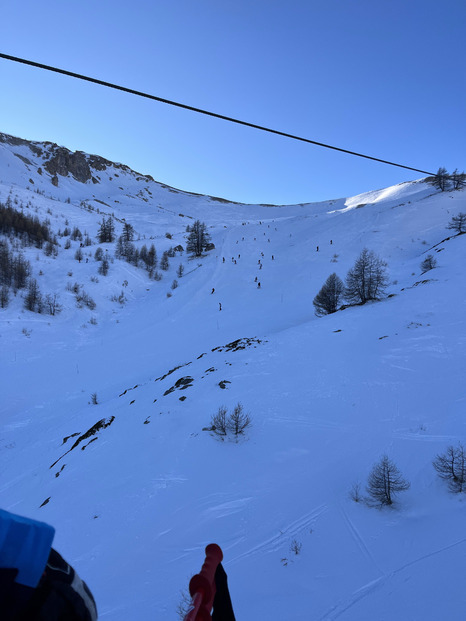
[0,508,97,620]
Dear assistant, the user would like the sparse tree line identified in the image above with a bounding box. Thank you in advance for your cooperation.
[419,212,466,273]
[205,403,252,441]
[94,218,212,291]
[0,200,53,248]
[315,211,466,316]
[65,218,213,307]
[313,248,388,316]
[0,211,214,312]
[65,281,96,310]
[96,217,186,283]
[76,218,214,288]
[352,443,465,508]
[0,240,61,313]
[427,167,466,192]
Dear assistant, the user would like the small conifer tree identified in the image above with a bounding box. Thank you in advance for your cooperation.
[366,455,410,506]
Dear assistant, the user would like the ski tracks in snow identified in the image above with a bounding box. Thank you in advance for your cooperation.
[227,504,328,566]
[320,534,466,620]
[391,429,456,443]
[339,505,383,575]
[270,415,350,433]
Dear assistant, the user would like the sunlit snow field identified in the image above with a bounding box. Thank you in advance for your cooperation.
[1,136,465,619]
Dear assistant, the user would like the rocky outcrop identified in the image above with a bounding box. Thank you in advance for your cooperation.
[163,376,194,396]
[0,132,43,156]
[1,131,158,187]
[88,154,113,171]
[44,147,92,182]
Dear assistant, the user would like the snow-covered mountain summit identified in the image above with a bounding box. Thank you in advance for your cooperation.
[1,132,466,620]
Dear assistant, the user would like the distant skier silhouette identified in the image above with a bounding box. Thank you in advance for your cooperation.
[219,302,222,311]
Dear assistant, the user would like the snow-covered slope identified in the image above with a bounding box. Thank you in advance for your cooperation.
[1,133,465,620]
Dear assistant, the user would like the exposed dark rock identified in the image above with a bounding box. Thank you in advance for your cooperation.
[51,175,58,187]
[401,279,435,291]
[14,153,32,166]
[164,376,194,396]
[212,337,263,353]
[155,362,191,383]
[0,132,43,156]
[70,417,115,451]
[55,464,66,478]
[88,154,113,171]
[179,396,187,401]
[218,380,231,389]
[0,133,29,147]
[208,195,234,204]
[81,438,98,450]
[62,432,80,445]
[50,416,115,468]
[44,147,92,182]
[39,497,51,508]
[205,242,215,251]
[0,131,156,183]
[119,383,140,397]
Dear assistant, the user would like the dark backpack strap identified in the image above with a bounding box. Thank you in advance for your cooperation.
[212,563,236,621]
[20,549,97,621]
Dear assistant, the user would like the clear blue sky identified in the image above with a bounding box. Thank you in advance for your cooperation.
[1,0,465,204]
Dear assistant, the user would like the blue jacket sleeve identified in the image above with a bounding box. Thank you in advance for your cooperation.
[0,509,55,588]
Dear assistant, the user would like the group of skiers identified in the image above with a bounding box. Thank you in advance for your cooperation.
[3,220,340,620]
[216,233,334,310]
